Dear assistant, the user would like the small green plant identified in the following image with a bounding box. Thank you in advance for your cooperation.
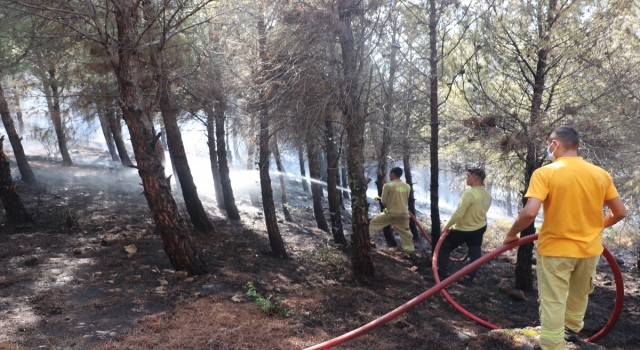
[246,281,289,318]
[61,208,79,228]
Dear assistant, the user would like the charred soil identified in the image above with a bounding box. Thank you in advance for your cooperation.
[0,158,638,349]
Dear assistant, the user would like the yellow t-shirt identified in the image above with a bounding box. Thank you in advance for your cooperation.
[445,186,492,231]
[525,157,619,258]
[381,179,411,214]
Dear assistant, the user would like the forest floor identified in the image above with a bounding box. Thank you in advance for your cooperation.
[0,154,639,350]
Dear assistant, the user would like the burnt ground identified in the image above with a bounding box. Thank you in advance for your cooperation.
[0,156,639,350]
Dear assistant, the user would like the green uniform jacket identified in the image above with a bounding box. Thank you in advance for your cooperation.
[381,179,411,214]
[444,186,492,231]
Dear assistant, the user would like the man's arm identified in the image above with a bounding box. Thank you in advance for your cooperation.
[381,184,390,207]
[503,198,542,244]
[604,197,627,228]
[444,192,473,230]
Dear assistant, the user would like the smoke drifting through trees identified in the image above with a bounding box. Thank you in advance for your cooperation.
[0,0,636,283]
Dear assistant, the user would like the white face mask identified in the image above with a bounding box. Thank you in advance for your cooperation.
[546,143,557,162]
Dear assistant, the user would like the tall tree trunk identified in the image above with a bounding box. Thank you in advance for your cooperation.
[150,49,213,234]
[0,136,31,223]
[12,86,24,135]
[337,1,374,277]
[104,0,207,274]
[515,0,558,292]
[428,0,441,252]
[273,138,292,221]
[42,69,73,166]
[403,153,420,242]
[258,14,287,258]
[213,98,241,220]
[298,146,309,192]
[307,138,330,232]
[402,98,419,241]
[99,84,133,166]
[375,19,399,248]
[325,115,347,244]
[205,107,225,210]
[339,147,350,200]
[97,103,120,162]
[0,82,35,183]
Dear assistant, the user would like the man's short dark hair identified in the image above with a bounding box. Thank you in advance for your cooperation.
[467,168,486,181]
[548,125,580,150]
[390,167,403,178]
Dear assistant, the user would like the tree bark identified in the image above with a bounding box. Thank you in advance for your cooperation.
[403,153,420,241]
[339,147,350,200]
[298,146,309,192]
[150,48,213,234]
[99,83,133,166]
[337,0,374,277]
[258,13,287,258]
[515,0,558,292]
[42,68,73,166]
[375,20,399,248]
[213,97,241,220]
[0,82,36,183]
[273,138,292,221]
[307,137,330,232]
[325,115,347,244]
[103,0,207,275]
[0,136,32,223]
[205,107,225,210]
[428,0,441,252]
[97,101,120,162]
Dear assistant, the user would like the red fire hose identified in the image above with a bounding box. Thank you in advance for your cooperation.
[409,211,467,262]
[431,229,624,343]
[305,222,624,349]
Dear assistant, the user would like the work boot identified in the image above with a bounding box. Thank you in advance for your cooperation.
[564,328,582,343]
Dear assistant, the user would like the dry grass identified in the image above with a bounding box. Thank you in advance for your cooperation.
[94,296,316,350]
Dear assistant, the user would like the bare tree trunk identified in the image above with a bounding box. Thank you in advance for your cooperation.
[375,20,400,248]
[515,0,558,292]
[0,82,35,183]
[337,0,374,277]
[12,86,24,135]
[307,138,330,232]
[0,136,31,223]
[97,100,120,162]
[428,0,441,252]
[150,49,213,234]
[339,147,350,200]
[42,69,73,166]
[99,83,133,166]
[258,14,287,258]
[298,146,309,192]
[403,153,420,241]
[105,0,207,274]
[205,107,225,209]
[273,138,292,221]
[214,98,241,220]
[325,115,347,244]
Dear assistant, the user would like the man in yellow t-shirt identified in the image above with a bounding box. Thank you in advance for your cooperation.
[369,167,414,253]
[424,168,492,284]
[504,126,627,350]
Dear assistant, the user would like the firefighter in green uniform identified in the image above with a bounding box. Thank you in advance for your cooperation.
[369,167,414,253]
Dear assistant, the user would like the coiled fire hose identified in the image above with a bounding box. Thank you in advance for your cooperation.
[305,215,624,349]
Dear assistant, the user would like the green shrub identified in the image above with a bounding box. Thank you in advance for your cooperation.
[246,281,289,318]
